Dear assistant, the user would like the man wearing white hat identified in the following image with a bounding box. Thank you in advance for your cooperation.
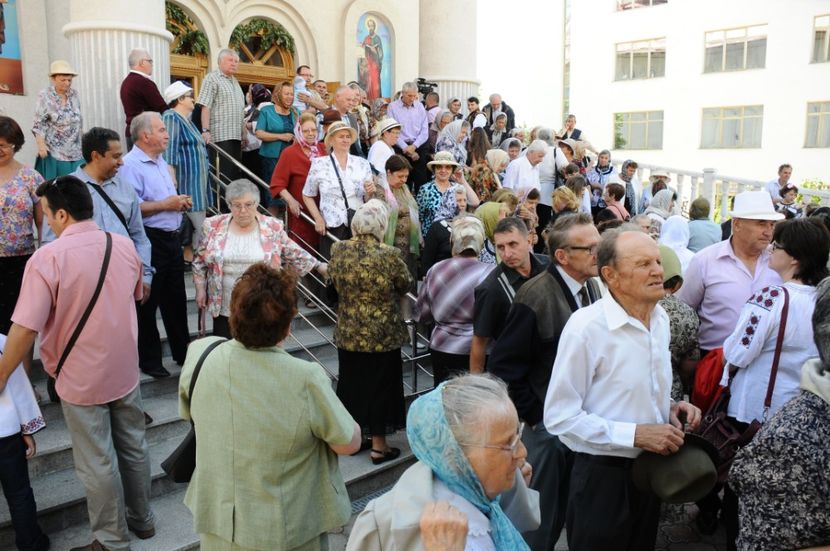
[677,189,783,531]
[120,48,167,148]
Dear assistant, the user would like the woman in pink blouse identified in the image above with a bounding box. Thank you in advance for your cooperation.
[193,179,329,337]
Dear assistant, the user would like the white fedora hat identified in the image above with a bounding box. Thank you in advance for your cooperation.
[729,190,784,221]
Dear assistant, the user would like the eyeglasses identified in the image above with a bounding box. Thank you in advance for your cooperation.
[771,241,788,253]
[143,58,154,64]
[230,201,257,211]
[0,143,15,152]
[565,244,599,255]
[463,422,525,455]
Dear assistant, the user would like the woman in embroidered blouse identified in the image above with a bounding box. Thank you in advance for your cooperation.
[435,119,470,166]
[162,81,209,252]
[0,117,43,340]
[255,81,297,186]
[0,333,49,551]
[193,179,328,338]
[32,60,83,179]
[416,151,479,240]
[347,375,537,551]
[302,121,381,261]
[586,149,616,216]
[328,200,412,465]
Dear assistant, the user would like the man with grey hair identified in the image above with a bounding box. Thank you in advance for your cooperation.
[490,212,601,550]
[197,48,245,179]
[387,82,430,190]
[120,48,167,147]
[120,112,192,379]
[333,85,365,157]
[482,93,516,135]
[544,228,701,550]
[503,139,546,193]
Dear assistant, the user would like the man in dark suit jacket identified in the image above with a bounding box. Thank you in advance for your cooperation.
[489,212,601,551]
[332,85,365,157]
[482,93,516,135]
[119,48,168,147]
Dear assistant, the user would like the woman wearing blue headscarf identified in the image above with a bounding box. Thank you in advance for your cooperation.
[346,374,539,550]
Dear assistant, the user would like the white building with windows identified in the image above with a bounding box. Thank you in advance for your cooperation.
[567,0,830,183]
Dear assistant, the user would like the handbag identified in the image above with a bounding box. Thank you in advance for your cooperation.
[329,154,355,233]
[47,232,113,403]
[695,286,789,484]
[691,347,726,413]
[160,338,226,483]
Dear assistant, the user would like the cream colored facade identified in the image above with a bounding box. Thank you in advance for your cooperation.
[1,0,479,163]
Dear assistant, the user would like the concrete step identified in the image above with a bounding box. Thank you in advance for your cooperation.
[1,433,415,551]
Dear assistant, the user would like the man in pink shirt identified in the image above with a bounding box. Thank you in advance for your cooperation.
[0,176,155,551]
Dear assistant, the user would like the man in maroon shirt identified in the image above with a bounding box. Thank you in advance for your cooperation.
[120,48,167,147]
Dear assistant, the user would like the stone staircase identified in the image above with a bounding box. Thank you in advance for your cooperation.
[0,277,432,550]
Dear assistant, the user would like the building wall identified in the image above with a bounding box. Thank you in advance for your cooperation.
[568,0,830,184]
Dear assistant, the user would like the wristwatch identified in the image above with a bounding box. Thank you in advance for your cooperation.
[202,128,210,133]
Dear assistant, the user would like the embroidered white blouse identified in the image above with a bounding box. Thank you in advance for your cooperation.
[0,334,46,438]
[302,154,373,228]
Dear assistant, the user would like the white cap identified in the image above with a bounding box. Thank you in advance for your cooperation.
[163,81,192,104]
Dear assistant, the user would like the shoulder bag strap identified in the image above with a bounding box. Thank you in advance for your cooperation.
[88,183,129,233]
[54,232,113,379]
[188,338,227,400]
[762,286,790,419]
[329,153,350,210]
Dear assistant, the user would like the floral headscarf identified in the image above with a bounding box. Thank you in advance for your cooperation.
[293,119,321,160]
[350,199,388,241]
[407,383,530,551]
[436,120,469,166]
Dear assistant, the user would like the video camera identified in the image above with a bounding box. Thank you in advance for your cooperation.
[416,77,438,97]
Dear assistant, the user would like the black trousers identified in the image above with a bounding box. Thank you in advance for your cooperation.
[522,424,574,551]
[429,350,469,387]
[535,204,553,254]
[137,227,190,370]
[0,254,30,335]
[213,139,242,182]
[0,433,49,551]
[567,453,661,551]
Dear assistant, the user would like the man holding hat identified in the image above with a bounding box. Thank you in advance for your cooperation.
[120,48,168,148]
[544,227,701,551]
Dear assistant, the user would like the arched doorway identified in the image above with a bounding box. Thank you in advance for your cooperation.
[229,18,295,90]
[166,1,209,93]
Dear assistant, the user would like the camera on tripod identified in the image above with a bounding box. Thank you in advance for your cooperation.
[416,77,438,97]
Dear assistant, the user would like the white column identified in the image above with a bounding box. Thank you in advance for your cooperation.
[419,0,480,110]
[63,0,173,139]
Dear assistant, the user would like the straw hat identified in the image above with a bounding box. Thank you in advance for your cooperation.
[729,190,785,221]
[632,433,719,504]
[558,138,577,155]
[49,60,78,77]
[163,81,192,104]
[324,121,358,147]
[427,150,461,171]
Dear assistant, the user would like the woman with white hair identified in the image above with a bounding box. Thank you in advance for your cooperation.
[435,119,470,166]
[417,216,492,386]
[347,374,538,550]
[328,199,412,465]
[193,178,327,337]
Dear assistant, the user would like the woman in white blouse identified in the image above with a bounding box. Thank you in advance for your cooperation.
[367,117,401,186]
[302,121,383,259]
[723,218,830,424]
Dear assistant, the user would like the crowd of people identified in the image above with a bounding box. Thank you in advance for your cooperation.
[0,43,829,551]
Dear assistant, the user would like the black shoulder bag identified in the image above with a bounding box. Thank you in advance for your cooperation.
[88,183,129,233]
[46,232,113,403]
[329,154,355,235]
[161,338,226,483]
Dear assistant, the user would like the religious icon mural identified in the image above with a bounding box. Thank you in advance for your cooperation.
[0,0,24,95]
[357,14,392,100]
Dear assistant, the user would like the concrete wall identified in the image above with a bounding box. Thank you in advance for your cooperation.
[568,0,830,184]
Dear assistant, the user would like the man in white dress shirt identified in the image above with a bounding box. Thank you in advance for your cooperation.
[502,139,546,193]
[544,228,701,551]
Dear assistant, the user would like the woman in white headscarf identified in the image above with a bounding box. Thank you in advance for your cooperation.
[428,109,454,153]
[659,215,695,273]
[435,119,470,166]
[645,188,676,237]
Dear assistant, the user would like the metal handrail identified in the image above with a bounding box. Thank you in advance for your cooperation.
[204,143,434,393]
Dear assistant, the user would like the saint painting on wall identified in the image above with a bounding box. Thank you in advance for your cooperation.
[357,14,392,101]
[0,0,23,95]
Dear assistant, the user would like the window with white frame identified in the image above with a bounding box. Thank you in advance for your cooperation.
[701,106,763,148]
[615,38,666,80]
[617,0,667,10]
[814,15,830,63]
[806,101,830,147]
[613,111,663,150]
[704,25,767,73]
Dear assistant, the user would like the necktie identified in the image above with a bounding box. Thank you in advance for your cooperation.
[578,286,591,308]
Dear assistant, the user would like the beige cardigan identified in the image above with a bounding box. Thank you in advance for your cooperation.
[346,461,540,550]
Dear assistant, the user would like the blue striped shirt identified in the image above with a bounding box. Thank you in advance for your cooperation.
[162,109,208,213]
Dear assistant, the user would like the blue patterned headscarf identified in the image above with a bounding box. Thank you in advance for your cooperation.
[406,383,530,551]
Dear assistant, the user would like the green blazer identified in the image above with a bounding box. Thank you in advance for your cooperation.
[179,337,355,549]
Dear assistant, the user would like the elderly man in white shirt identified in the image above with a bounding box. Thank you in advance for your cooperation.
[502,139,546,195]
[544,228,701,551]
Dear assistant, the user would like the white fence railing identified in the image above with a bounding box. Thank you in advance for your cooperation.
[614,162,830,221]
